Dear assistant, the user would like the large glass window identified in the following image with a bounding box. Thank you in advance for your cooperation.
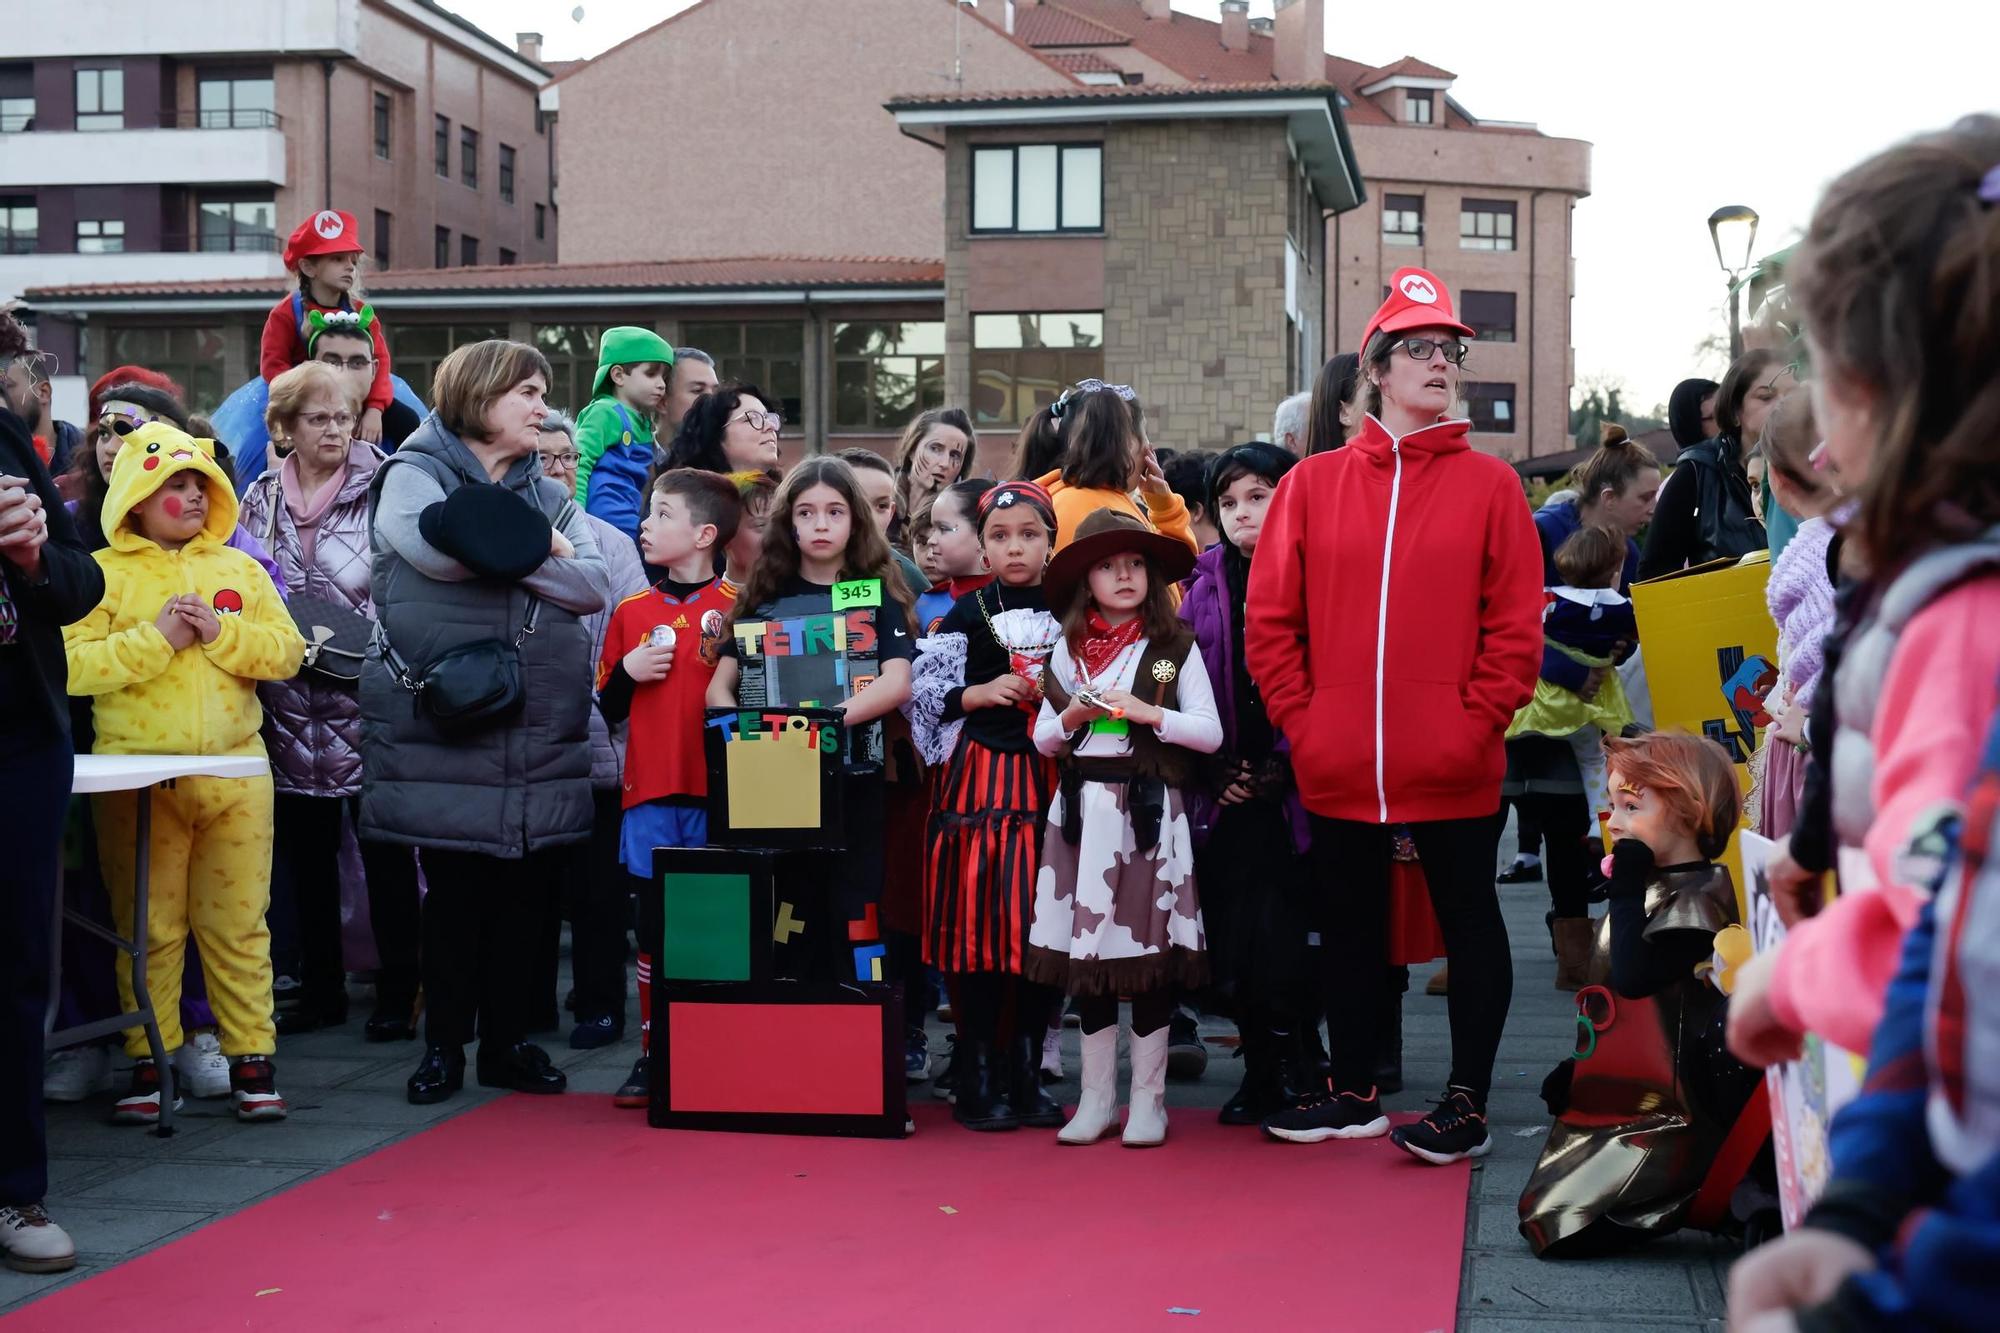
[1465,381,1516,434]
[969,143,1103,234]
[1460,199,1517,252]
[76,218,124,254]
[434,226,450,268]
[1404,91,1434,124]
[196,74,275,129]
[391,323,509,404]
[0,97,34,133]
[832,322,945,431]
[970,311,1102,427]
[1382,193,1423,248]
[75,68,124,131]
[534,324,600,413]
[0,198,36,255]
[1459,290,1516,343]
[196,197,277,252]
[680,321,805,428]
[103,326,229,414]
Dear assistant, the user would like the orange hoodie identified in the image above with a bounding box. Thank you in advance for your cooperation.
[1034,468,1198,555]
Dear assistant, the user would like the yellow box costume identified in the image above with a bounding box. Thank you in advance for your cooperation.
[64,423,306,1059]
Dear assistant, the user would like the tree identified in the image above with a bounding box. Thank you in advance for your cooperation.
[1568,374,1665,448]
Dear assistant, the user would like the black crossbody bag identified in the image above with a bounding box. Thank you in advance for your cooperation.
[378,598,540,735]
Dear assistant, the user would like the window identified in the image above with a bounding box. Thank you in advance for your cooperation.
[459,234,478,266]
[373,92,392,159]
[499,144,515,204]
[196,74,275,129]
[460,127,479,188]
[1465,382,1516,434]
[534,203,546,240]
[76,218,125,253]
[1461,198,1517,251]
[970,143,1102,234]
[434,225,450,268]
[832,322,946,431]
[0,198,37,255]
[1289,173,1319,258]
[102,325,229,415]
[196,197,277,252]
[1382,193,1423,248]
[969,311,1102,427]
[0,98,34,133]
[1404,91,1433,124]
[498,247,516,267]
[434,115,450,177]
[372,209,392,268]
[680,321,806,427]
[1459,290,1516,343]
[534,325,600,410]
[392,323,508,403]
[75,67,124,131]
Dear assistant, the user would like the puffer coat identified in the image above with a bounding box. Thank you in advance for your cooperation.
[239,446,385,797]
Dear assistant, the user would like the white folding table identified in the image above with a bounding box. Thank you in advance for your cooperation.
[46,753,270,1134]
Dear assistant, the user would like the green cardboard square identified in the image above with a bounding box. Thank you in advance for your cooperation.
[661,871,753,981]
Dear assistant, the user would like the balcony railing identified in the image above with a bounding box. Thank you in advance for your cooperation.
[0,109,283,133]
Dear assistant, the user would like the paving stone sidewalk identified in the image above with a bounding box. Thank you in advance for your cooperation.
[4,819,1735,1329]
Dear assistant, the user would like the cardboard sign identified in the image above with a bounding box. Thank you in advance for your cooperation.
[1741,831,1862,1230]
[649,980,907,1138]
[653,847,782,985]
[733,588,887,770]
[703,706,845,850]
[1632,553,1779,916]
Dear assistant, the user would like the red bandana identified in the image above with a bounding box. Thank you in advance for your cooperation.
[1077,610,1144,680]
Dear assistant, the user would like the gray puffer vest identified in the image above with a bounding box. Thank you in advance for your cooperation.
[358,418,595,857]
[239,447,384,798]
[1830,526,2000,854]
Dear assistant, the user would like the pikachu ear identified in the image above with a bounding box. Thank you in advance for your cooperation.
[192,436,218,459]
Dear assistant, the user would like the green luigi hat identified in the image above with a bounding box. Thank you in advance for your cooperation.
[592,326,676,398]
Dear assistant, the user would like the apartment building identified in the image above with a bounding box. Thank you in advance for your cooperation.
[2,0,555,318]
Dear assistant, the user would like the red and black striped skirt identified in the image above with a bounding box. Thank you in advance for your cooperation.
[922,738,1057,974]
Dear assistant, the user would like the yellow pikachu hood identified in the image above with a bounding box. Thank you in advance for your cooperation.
[103,421,238,551]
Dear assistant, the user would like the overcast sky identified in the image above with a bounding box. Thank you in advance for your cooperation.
[456,0,2000,411]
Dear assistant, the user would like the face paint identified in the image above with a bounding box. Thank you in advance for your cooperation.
[162,496,184,518]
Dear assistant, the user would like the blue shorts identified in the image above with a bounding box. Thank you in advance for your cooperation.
[620,801,709,879]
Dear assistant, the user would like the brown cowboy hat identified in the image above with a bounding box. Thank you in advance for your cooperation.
[1044,506,1197,610]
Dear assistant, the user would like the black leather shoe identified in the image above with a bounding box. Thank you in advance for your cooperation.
[952,1040,1018,1131]
[365,1011,418,1042]
[275,999,349,1037]
[476,1041,568,1095]
[1007,1031,1064,1128]
[406,1045,465,1105]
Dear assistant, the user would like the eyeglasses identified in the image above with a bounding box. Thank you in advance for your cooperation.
[540,451,580,467]
[1398,337,1468,366]
[731,409,784,432]
[316,354,376,372]
[298,411,355,432]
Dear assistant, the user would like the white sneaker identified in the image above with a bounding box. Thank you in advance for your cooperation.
[1039,1024,1064,1082]
[0,1204,76,1274]
[43,1045,116,1103]
[172,1031,231,1099]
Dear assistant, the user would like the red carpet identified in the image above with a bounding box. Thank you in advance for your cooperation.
[11,1099,1468,1332]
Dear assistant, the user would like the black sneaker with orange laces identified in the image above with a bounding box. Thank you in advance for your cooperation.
[230,1056,287,1122]
[1390,1087,1491,1164]
[1260,1085,1389,1143]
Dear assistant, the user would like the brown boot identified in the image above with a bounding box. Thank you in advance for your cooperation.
[1552,918,1595,991]
[1424,963,1449,996]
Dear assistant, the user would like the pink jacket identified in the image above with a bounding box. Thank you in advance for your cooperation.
[1769,574,2000,1050]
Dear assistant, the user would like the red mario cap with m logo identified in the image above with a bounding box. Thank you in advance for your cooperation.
[1359,266,1475,358]
[282,209,362,269]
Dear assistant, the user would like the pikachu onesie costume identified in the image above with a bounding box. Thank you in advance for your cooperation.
[64,422,306,1059]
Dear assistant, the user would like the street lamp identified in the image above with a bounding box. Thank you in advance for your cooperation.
[1708,204,1760,361]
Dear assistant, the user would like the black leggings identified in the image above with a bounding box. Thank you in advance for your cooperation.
[1074,990,1174,1038]
[270,792,420,1007]
[1513,791,1593,917]
[1309,812,1509,1103]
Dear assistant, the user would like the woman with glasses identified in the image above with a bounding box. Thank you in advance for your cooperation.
[1246,267,1545,1166]
[239,362,422,1040]
[659,381,784,477]
[889,407,975,551]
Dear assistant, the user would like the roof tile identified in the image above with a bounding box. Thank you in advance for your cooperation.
[1012,3,1133,48]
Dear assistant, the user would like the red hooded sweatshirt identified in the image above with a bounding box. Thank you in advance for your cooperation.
[1245,414,1543,824]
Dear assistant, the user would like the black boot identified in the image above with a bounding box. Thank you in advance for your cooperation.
[1007,1029,1064,1128]
[1219,1026,1275,1125]
[1271,1028,1316,1105]
[952,1040,1019,1131]
[1300,1020,1332,1082]
[476,1040,567,1094]
[406,1045,465,1105]
[1373,967,1406,1096]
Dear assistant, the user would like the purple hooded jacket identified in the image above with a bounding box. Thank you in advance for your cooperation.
[1179,542,1309,853]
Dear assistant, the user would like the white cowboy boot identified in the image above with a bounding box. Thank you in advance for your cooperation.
[1122,1025,1170,1147]
[1058,1025,1119,1145]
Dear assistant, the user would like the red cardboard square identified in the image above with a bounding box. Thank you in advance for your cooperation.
[668,1002,884,1116]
